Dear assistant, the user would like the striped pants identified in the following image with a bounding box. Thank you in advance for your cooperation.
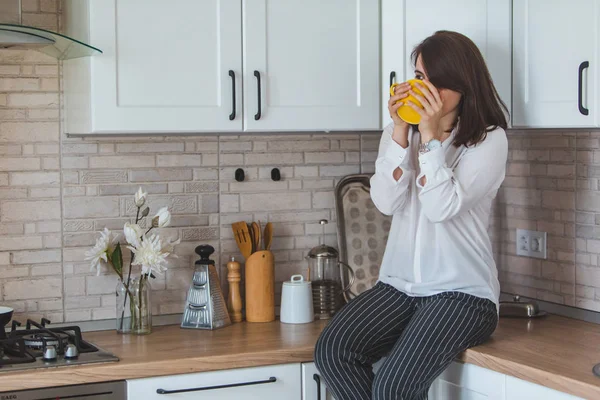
[314,282,497,400]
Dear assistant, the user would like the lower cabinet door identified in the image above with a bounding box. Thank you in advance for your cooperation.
[302,362,334,400]
[505,376,583,400]
[428,361,505,400]
[127,363,301,400]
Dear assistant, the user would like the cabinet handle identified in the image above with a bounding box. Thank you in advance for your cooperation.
[313,374,322,400]
[254,70,262,120]
[229,70,236,121]
[389,71,396,88]
[156,376,277,395]
[578,61,590,116]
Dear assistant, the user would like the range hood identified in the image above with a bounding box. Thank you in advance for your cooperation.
[0,24,102,60]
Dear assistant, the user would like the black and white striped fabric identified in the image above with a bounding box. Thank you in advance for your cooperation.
[314,282,498,400]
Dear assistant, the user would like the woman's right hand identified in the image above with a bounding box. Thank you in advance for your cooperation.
[388,82,411,127]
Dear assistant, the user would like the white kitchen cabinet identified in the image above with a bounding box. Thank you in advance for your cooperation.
[63,0,380,135]
[512,0,600,128]
[381,0,511,127]
[302,362,334,400]
[505,376,583,400]
[428,362,505,400]
[243,0,380,132]
[127,363,301,400]
[63,0,243,134]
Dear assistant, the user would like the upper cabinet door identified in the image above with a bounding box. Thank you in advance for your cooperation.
[243,0,380,132]
[87,0,242,133]
[513,0,599,128]
[381,0,511,128]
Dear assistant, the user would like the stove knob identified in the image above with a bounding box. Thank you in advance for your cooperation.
[43,345,57,361]
[65,344,79,359]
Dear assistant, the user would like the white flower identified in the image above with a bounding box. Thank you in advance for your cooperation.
[161,237,180,257]
[152,206,171,228]
[124,222,143,248]
[84,228,118,276]
[128,234,169,276]
[134,187,147,208]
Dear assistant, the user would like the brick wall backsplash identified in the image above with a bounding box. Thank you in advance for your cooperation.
[3,1,600,323]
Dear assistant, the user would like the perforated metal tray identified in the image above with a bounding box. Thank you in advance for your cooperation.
[335,174,393,301]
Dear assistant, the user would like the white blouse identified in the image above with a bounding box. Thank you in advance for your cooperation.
[370,123,508,310]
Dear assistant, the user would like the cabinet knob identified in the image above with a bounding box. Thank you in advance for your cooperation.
[235,168,245,182]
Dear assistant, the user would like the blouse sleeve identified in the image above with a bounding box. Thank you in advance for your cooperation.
[416,128,508,223]
[369,124,414,216]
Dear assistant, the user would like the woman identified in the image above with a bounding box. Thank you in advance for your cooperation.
[314,30,508,400]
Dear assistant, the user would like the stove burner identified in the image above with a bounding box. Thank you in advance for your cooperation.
[21,332,69,350]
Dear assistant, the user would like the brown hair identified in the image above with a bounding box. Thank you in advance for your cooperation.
[411,30,508,147]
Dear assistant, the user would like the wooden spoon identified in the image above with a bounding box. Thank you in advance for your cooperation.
[263,222,273,251]
[251,222,261,252]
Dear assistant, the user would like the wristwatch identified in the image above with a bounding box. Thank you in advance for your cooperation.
[419,139,442,154]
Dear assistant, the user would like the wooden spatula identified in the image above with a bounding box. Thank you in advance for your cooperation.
[263,222,273,251]
[231,222,253,260]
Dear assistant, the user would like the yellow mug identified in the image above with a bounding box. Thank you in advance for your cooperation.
[389,79,425,124]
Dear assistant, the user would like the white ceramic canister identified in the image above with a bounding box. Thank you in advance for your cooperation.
[280,275,314,324]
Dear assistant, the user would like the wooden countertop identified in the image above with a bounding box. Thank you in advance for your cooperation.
[1,315,600,398]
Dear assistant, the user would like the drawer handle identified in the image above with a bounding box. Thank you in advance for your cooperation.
[156,376,277,395]
[389,71,396,88]
[229,70,236,121]
[578,61,590,116]
[313,373,322,400]
[254,70,262,120]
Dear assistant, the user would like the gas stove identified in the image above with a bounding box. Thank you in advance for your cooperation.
[0,318,119,373]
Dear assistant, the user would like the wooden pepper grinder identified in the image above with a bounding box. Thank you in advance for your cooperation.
[227,257,243,322]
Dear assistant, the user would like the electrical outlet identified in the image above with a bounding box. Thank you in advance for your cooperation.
[516,229,547,259]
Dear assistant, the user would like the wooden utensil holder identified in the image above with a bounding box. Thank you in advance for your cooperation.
[244,250,275,323]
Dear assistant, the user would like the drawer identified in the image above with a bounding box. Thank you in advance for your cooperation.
[127,363,301,400]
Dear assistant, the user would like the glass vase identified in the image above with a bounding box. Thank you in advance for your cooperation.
[116,276,152,335]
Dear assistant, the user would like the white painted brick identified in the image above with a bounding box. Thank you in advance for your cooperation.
[229,181,287,192]
[221,153,243,166]
[320,165,360,177]
[22,144,34,155]
[0,223,24,235]
[169,182,185,193]
[246,153,303,166]
[4,278,61,300]
[0,266,29,278]
[0,188,27,198]
[0,78,39,91]
[268,210,329,223]
[86,275,118,295]
[0,145,21,155]
[193,168,219,181]
[99,144,114,153]
[305,152,344,164]
[0,122,58,142]
[65,310,91,322]
[31,263,62,276]
[220,141,252,152]
[63,197,119,218]
[268,140,330,152]
[117,142,184,153]
[90,156,155,169]
[157,154,200,167]
[303,180,334,189]
[202,153,218,166]
[289,180,302,190]
[38,299,63,311]
[11,249,61,264]
[196,141,219,152]
[220,194,239,213]
[43,234,61,248]
[62,156,88,169]
[40,78,58,91]
[28,109,59,120]
[62,143,98,154]
[98,183,167,196]
[0,65,20,75]
[313,191,335,209]
[42,157,59,170]
[35,143,59,154]
[241,192,311,212]
[21,13,57,30]
[346,152,360,163]
[0,157,40,171]
[253,141,268,152]
[294,166,319,178]
[64,277,86,295]
[65,296,101,310]
[166,268,193,289]
[92,308,115,320]
[2,200,60,221]
[9,171,59,185]
[37,221,61,233]
[24,223,36,234]
[63,187,86,196]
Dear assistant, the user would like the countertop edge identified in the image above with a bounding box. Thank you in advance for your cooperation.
[0,347,317,392]
[461,349,600,399]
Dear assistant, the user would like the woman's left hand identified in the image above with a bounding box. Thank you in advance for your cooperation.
[405,80,444,142]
